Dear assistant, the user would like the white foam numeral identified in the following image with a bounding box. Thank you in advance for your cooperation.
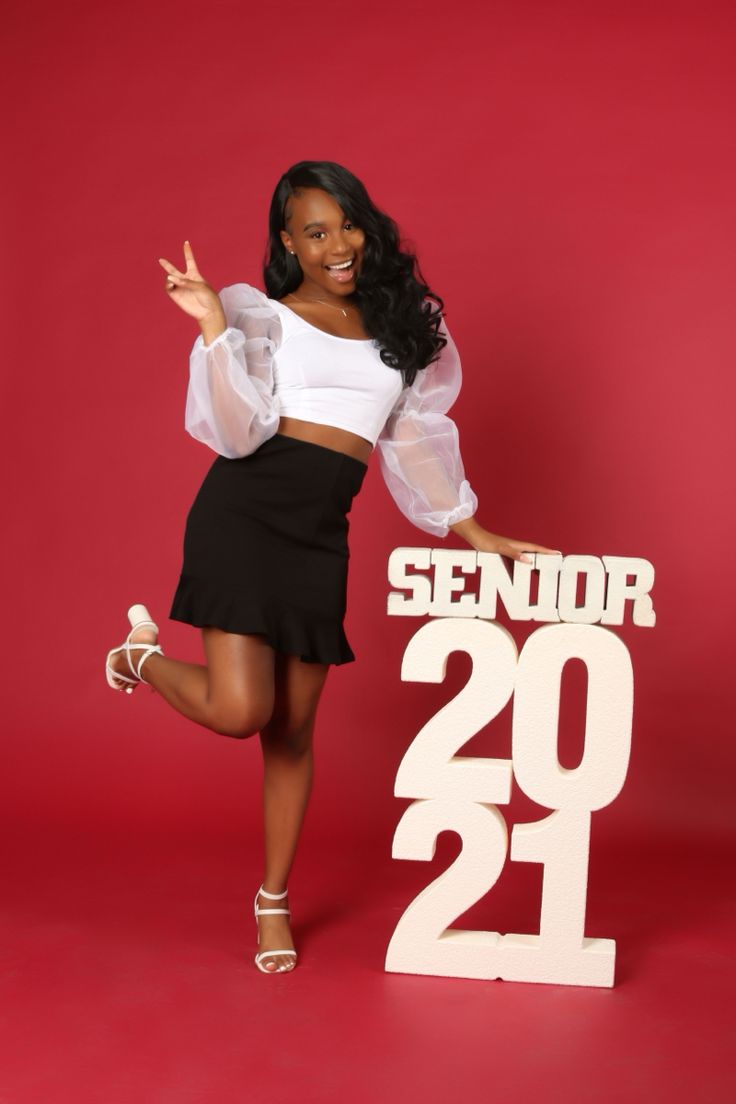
[385,620,634,987]
[395,618,517,804]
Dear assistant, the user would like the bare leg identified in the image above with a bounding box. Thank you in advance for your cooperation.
[255,652,330,972]
[108,620,276,739]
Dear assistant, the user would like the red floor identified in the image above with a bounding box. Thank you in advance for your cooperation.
[1,820,732,1103]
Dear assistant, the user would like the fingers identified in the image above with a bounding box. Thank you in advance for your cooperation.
[517,546,563,564]
[162,269,180,293]
[497,539,562,564]
[158,242,200,279]
[158,262,193,295]
[158,256,183,278]
[183,239,201,277]
[159,259,183,293]
[159,244,203,296]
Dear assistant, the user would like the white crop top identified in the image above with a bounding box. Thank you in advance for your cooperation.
[184,282,478,537]
[268,296,405,444]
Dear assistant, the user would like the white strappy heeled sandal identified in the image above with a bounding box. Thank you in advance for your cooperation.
[254,886,298,974]
[105,604,164,694]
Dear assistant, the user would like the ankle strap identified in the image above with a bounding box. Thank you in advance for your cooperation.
[128,643,164,682]
[258,885,288,899]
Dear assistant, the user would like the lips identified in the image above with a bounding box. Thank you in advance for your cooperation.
[325,256,356,283]
[325,257,355,270]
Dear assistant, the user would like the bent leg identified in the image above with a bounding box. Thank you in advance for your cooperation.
[137,628,276,739]
[255,651,330,971]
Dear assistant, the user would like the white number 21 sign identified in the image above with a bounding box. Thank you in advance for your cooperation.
[384,550,655,988]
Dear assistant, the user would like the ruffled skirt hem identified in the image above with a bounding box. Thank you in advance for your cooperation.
[169,573,356,666]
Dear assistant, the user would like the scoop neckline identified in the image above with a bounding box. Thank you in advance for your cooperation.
[267,296,375,343]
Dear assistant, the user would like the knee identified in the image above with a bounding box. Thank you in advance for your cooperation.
[261,719,314,757]
[210,703,273,740]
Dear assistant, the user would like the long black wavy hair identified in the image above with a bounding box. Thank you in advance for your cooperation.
[262,160,447,388]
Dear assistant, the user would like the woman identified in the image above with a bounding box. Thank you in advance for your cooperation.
[105,160,560,975]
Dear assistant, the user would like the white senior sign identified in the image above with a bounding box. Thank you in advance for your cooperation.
[384,551,655,988]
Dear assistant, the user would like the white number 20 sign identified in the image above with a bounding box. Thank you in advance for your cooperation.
[384,551,654,988]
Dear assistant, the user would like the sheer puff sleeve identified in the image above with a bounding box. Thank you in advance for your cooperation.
[184,283,281,459]
[376,317,478,538]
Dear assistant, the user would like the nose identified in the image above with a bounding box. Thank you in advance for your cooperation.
[324,239,353,265]
[329,238,350,254]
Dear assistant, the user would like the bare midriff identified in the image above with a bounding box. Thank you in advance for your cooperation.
[276,416,373,465]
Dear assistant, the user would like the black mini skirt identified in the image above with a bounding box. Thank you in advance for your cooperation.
[169,433,368,665]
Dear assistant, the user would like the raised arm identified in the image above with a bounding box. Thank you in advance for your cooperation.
[158,243,281,459]
[184,283,281,458]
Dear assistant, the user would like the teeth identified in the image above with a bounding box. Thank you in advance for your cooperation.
[327,258,353,270]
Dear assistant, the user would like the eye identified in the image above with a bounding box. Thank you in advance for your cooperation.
[310,222,356,239]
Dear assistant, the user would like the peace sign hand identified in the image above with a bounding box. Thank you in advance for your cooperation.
[157,241,224,323]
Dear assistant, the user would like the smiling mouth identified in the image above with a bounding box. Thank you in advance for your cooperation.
[325,257,355,270]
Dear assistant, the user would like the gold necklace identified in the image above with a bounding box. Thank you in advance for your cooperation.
[286,292,358,319]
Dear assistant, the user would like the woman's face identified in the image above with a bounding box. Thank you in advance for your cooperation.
[280,187,365,299]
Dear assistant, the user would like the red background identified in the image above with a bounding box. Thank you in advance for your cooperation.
[2,1,734,1100]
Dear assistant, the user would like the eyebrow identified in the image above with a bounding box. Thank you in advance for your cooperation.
[302,219,350,231]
